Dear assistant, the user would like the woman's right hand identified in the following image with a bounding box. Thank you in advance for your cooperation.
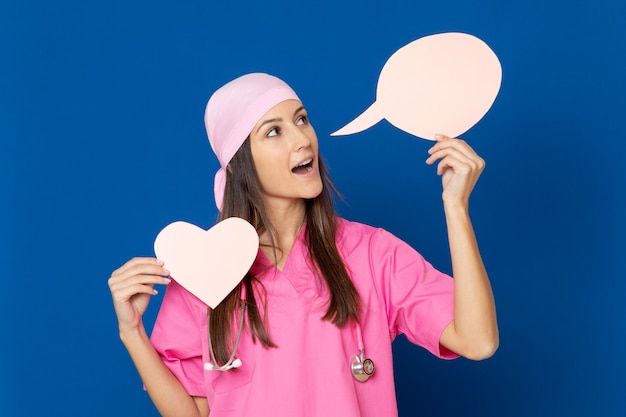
[108,257,171,334]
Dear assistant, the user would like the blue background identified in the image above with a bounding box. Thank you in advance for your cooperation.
[2,0,625,416]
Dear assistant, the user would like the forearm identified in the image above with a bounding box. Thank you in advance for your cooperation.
[442,202,498,359]
[120,326,206,417]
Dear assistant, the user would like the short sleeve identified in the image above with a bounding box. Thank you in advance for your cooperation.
[150,279,207,396]
[370,228,458,359]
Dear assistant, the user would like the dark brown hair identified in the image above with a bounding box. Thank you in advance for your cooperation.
[209,138,361,365]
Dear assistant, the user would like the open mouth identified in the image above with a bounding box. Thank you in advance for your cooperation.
[291,158,314,174]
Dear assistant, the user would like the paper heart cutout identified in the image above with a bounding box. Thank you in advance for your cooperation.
[154,217,259,308]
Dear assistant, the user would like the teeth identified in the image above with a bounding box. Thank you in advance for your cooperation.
[298,159,312,167]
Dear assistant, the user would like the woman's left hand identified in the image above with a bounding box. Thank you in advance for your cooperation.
[425,134,485,207]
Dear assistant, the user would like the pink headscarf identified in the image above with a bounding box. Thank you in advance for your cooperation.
[204,73,300,211]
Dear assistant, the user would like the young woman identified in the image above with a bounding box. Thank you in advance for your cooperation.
[108,73,498,417]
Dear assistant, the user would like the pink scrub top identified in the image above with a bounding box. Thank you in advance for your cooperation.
[150,218,457,417]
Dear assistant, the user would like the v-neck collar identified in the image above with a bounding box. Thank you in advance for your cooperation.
[252,223,307,274]
[249,222,328,300]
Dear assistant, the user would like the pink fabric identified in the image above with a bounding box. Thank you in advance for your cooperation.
[204,73,300,210]
[150,219,457,417]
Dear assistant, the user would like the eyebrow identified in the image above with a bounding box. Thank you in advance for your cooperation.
[255,105,306,134]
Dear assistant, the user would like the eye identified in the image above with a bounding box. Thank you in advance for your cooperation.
[296,114,308,125]
[266,127,280,138]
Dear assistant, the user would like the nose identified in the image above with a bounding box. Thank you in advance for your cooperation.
[292,126,312,151]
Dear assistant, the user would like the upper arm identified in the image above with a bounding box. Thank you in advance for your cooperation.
[192,396,210,417]
[150,280,207,396]
[439,320,498,360]
[439,320,461,357]
[372,230,457,358]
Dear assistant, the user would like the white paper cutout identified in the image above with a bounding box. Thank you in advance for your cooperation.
[331,32,502,140]
[154,217,259,308]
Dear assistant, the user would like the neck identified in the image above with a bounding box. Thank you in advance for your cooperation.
[259,199,306,269]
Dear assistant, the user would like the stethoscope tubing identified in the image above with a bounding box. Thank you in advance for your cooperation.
[204,285,247,371]
[204,283,374,380]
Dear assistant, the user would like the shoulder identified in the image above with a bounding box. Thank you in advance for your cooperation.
[336,217,379,237]
[335,217,409,259]
[159,278,207,316]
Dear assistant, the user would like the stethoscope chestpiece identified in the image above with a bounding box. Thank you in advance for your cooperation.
[351,351,375,382]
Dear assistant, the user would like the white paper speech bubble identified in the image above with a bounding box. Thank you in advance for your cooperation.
[331,32,502,140]
[154,217,259,308]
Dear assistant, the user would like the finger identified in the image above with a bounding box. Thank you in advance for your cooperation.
[109,273,171,293]
[426,145,479,169]
[428,135,481,162]
[110,262,170,283]
[110,275,171,300]
[436,148,485,176]
[436,155,473,177]
[111,282,161,304]
[108,265,171,290]
[429,137,472,158]
[110,272,171,288]
[427,138,485,174]
[114,257,165,276]
[434,133,452,141]
[113,257,164,276]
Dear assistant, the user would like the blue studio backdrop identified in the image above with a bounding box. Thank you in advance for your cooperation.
[2,1,625,416]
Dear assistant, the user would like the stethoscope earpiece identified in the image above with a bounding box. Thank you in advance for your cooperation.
[204,357,243,371]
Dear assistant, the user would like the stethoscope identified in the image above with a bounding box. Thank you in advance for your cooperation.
[204,285,247,371]
[203,284,375,382]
